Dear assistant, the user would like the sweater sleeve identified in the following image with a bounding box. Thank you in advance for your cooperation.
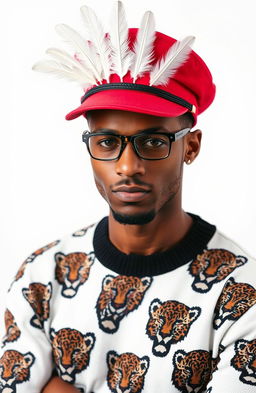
[206,304,256,393]
[0,249,56,393]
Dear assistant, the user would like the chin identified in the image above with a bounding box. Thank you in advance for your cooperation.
[111,209,156,225]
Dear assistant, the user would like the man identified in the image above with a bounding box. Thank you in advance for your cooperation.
[1,2,256,393]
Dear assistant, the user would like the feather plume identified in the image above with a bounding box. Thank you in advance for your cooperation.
[32,59,93,88]
[130,11,155,82]
[46,47,97,83]
[150,36,195,86]
[55,23,102,83]
[109,1,133,80]
[80,5,112,82]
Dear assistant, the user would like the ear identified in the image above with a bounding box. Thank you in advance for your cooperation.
[225,277,235,287]
[22,287,30,301]
[139,356,150,374]
[140,277,153,289]
[188,306,201,322]
[173,350,186,368]
[50,327,56,341]
[235,339,248,352]
[184,129,202,164]
[45,282,52,300]
[88,251,95,263]
[55,252,66,263]
[107,351,118,371]
[235,256,248,266]
[24,352,35,366]
[84,332,95,351]
[149,298,162,316]
[87,252,95,265]
[102,275,115,290]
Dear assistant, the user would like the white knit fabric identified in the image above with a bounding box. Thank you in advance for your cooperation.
[0,220,256,393]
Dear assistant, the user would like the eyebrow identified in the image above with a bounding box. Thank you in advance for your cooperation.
[91,127,169,134]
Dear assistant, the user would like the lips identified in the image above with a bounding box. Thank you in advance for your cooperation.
[113,186,151,193]
[112,185,151,202]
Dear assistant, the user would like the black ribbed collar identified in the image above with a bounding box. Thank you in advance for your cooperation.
[93,213,216,277]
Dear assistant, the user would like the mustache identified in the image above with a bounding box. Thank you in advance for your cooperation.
[110,178,152,190]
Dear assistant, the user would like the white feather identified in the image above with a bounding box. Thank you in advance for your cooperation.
[46,47,97,84]
[130,11,155,82]
[109,1,133,80]
[33,59,61,73]
[32,59,93,88]
[150,36,195,86]
[80,5,112,82]
[55,23,103,83]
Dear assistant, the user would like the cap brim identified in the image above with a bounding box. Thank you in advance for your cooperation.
[65,88,193,121]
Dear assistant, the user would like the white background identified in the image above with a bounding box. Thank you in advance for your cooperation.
[1,0,256,324]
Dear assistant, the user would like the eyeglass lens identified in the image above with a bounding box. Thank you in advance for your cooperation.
[88,133,170,160]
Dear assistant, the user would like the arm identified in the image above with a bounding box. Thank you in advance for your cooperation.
[42,377,80,393]
[0,250,56,392]
[206,304,256,392]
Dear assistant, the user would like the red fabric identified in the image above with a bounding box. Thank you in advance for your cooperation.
[65,29,216,125]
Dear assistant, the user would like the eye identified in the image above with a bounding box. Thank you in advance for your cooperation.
[111,288,117,296]
[12,363,20,372]
[56,346,62,357]
[96,136,120,149]
[139,135,168,149]
[78,265,85,273]
[150,138,165,147]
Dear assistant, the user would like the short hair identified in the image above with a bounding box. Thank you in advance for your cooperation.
[178,112,194,129]
[86,110,194,129]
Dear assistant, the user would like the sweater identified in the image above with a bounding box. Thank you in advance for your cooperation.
[1,213,256,393]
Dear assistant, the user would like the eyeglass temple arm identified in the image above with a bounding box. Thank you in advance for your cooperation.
[173,128,191,141]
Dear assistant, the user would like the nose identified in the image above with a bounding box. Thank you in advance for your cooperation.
[115,141,145,177]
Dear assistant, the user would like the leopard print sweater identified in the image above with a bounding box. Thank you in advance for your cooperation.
[1,214,256,392]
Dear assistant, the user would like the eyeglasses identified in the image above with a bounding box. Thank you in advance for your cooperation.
[82,127,190,161]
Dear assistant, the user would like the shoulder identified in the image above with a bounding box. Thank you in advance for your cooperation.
[209,229,255,262]
[9,220,101,290]
[189,224,256,295]
[208,229,256,277]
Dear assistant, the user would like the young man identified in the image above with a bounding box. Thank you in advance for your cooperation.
[1,2,256,393]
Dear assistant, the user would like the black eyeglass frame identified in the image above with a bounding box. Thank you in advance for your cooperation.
[82,127,191,161]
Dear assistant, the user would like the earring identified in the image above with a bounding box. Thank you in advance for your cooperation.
[186,159,192,165]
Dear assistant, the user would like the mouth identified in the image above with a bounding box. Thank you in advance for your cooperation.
[112,186,151,202]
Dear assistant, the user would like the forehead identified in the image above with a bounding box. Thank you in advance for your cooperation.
[87,109,181,134]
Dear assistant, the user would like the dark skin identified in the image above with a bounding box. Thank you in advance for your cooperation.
[88,109,202,255]
[42,377,80,393]
[41,109,202,393]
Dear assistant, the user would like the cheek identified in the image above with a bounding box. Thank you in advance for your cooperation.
[91,160,114,200]
[150,142,184,178]
[94,176,106,199]
[151,159,183,191]
[90,146,184,200]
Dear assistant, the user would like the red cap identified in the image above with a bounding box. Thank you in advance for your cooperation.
[65,29,215,126]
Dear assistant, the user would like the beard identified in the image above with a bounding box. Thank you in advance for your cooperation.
[109,172,182,226]
[111,208,156,225]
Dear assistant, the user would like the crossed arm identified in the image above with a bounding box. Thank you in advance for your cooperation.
[42,377,80,393]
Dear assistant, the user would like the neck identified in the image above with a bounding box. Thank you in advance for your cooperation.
[108,207,193,256]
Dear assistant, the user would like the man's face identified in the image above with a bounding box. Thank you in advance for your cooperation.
[87,110,186,225]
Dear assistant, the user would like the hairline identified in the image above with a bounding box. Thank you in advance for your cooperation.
[86,110,194,129]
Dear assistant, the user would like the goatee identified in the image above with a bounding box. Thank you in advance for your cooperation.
[111,209,156,225]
